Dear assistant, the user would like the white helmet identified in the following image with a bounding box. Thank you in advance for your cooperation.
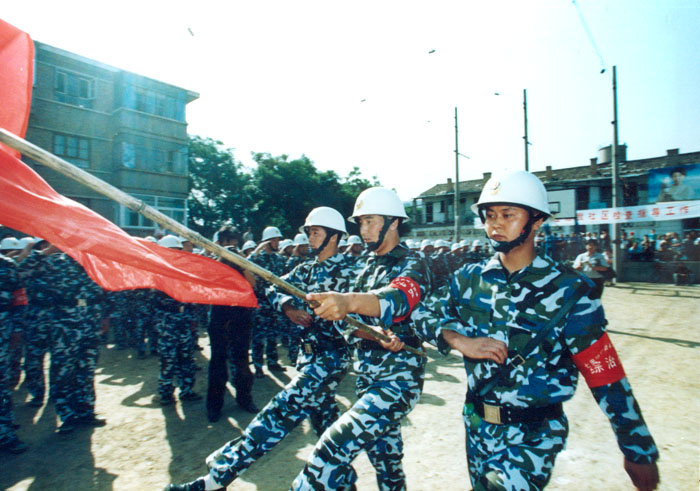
[293,233,309,246]
[472,239,483,247]
[451,243,461,251]
[459,239,470,248]
[339,239,347,248]
[158,234,183,249]
[472,170,550,217]
[241,240,257,252]
[262,226,283,241]
[349,187,409,223]
[435,239,450,249]
[347,235,362,245]
[17,237,38,249]
[144,235,158,243]
[279,239,294,251]
[420,239,433,249]
[300,207,348,238]
[0,237,21,250]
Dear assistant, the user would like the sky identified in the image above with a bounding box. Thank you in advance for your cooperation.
[3,0,699,201]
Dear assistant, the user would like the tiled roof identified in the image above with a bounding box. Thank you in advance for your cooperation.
[417,150,700,199]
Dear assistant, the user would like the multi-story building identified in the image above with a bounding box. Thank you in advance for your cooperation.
[410,145,700,242]
[23,40,198,236]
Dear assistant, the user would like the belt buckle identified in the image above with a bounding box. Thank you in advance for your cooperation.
[303,342,314,355]
[77,299,87,307]
[482,403,502,425]
[510,354,526,367]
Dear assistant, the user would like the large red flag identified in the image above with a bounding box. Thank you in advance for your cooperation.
[0,19,257,307]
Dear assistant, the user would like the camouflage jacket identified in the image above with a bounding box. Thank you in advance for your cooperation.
[348,243,431,382]
[27,252,106,323]
[268,252,356,346]
[249,250,287,305]
[285,254,309,275]
[0,254,25,331]
[412,253,658,464]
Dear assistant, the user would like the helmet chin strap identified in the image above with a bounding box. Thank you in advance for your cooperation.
[365,216,395,252]
[478,208,541,254]
[305,227,338,256]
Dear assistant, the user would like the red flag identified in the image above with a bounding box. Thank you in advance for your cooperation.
[0,19,257,307]
[0,19,33,154]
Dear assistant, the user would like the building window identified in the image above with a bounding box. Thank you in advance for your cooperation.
[119,140,187,175]
[53,133,90,168]
[55,70,94,108]
[133,87,179,120]
[119,194,188,229]
[425,202,434,223]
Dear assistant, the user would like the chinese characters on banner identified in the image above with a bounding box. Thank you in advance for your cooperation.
[576,200,700,225]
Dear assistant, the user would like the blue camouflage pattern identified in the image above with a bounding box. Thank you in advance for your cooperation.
[412,252,659,489]
[292,243,431,491]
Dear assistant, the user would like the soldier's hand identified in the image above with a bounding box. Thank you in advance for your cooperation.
[306,292,349,321]
[624,458,659,491]
[443,331,507,364]
[284,307,312,327]
[377,328,405,353]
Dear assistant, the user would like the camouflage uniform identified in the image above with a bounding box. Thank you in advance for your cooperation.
[412,253,659,490]
[153,292,198,401]
[282,254,309,364]
[17,250,50,404]
[248,250,287,371]
[430,250,451,289]
[203,252,356,488]
[132,288,159,357]
[30,253,105,425]
[110,290,137,350]
[0,255,25,448]
[292,243,431,491]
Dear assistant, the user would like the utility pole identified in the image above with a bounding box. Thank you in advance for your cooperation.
[454,106,461,241]
[611,66,622,278]
[523,89,530,171]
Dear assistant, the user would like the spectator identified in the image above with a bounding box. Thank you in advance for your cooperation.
[573,239,610,298]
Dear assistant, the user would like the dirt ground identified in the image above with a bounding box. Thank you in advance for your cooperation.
[2,282,699,491]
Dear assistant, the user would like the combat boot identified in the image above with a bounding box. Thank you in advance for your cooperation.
[164,478,205,491]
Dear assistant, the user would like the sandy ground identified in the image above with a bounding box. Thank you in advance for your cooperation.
[1,282,699,491]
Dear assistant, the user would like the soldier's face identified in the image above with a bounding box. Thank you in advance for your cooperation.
[357,215,384,244]
[306,226,328,250]
[484,205,530,242]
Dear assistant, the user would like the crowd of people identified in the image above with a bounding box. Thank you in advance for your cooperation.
[1,172,664,490]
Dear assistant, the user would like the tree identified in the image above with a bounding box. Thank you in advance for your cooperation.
[187,136,253,239]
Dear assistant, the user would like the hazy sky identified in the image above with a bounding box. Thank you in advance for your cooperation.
[4,0,699,200]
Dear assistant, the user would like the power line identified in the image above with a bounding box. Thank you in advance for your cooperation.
[571,0,607,73]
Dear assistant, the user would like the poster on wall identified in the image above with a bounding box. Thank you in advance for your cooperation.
[649,163,700,203]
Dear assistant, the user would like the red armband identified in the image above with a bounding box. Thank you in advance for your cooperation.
[388,276,421,322]
[12,288,28,306]
[571,332,625,388]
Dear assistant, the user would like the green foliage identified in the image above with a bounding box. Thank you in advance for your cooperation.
[187,136,253,239]
[188,137,380,240]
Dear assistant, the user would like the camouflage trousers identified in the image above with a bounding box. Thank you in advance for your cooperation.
[291,368,425,490]
[23,309,52,400]
[463,405,569,491]
[251,307,281,369]
[50,319,100,423]
[0,319,19,445]
[156,314,197,399]
[206,348,352,488]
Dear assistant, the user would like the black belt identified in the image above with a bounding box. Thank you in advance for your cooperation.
[466,392,563,425]
[301,338,348,355]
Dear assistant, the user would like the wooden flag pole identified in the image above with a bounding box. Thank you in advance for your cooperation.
[0,128,425,357]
